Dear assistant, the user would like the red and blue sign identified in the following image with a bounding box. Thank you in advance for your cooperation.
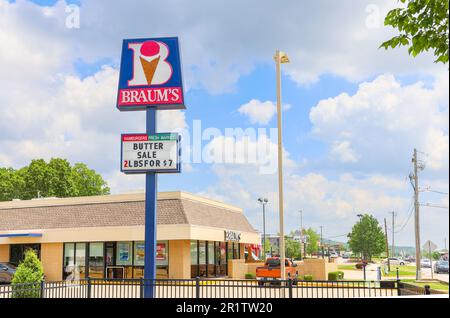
[117,37,185,111]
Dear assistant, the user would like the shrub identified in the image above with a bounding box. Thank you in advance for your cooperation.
[355,262,367,270]
[328,272,339,281]
[328,271,345,281]
[245,273,255,279]
[303,275,313,281]
[11,249,44,298]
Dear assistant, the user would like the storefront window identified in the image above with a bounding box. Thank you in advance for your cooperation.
[75,243,86,279]
[190,240,198,278]
[227,242,234,260]
[89,243,104,278]
[63,243,75,280]
[198,241,207,277]
[10,244,41,266]
[116,242,132,266]
[190,241,198,265]
[207,242,215,276]
[134,241,145,266]
[233,242,239,259]
[115,241,133,278]
[156,241,169,278]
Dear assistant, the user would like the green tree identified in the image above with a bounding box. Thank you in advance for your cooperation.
[11,249,44,298]
[285,238,302,259]
[348,214,386,261]
[262,239,272,256]
[380,0,449,63]
[304,228,320,255]
[0,158,110,201]
[0,167,25,201]
[71,163,110,196]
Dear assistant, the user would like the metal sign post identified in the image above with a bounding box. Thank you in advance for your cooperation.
[144,107,157,298]
[116,37,185,298]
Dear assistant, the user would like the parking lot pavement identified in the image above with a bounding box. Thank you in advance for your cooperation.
[420,269,449,283]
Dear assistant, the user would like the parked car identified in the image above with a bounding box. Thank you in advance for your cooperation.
[0,263,16,284]
[330,252,339,258]
[342,252,351,259]
[420,258,432,268]
[256,257,299,285]
[434,260,449,274]
[404,256,415,263]
[383,258,407,266]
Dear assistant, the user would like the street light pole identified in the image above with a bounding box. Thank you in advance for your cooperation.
[299,210,303,260]
[320,226,324,259]
[274,49,289,281]
[258,198,268,260]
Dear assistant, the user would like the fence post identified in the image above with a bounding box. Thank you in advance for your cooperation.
[195,277,200,299]
[140,278,144,298]
[40,281,45,298]
[288,279,293,298]
[424,285,431,295]
[87,277,91,299]
[396,267,399,281]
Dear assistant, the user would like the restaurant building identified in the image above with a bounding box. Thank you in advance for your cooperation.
[0,191,260,281]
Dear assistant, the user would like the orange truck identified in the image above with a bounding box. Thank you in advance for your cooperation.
[256,257,299,285]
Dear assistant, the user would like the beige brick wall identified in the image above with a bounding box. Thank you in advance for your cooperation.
[296,258,338,280]
[0,244,9,262]
[41,243,63,282]
[228,259,264,279]
[168,240,191,279]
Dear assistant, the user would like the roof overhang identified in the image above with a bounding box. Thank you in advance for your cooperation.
[0,233,42,238]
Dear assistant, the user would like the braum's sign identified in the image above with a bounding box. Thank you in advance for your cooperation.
[117,37,185,111]
[224,230,241,242]
[121,133,180,173]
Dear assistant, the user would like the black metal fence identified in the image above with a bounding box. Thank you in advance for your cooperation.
[397,282,446,296]
[0,278,410,299]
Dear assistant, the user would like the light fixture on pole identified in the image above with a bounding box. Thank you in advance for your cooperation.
[258,197,268,260]
[274,49,289,281]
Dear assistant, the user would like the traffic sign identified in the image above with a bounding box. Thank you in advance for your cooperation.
[423,240,437,252]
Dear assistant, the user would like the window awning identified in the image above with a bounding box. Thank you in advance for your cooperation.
[0,233,42,238]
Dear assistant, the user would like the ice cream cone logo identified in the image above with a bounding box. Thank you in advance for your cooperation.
[128,40,173,86]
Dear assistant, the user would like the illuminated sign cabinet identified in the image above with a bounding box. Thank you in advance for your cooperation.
[121,133,181,173]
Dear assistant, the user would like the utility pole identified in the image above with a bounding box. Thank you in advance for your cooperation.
[411,149,422,280]
[391,211,397,257]
[384,218,390,272]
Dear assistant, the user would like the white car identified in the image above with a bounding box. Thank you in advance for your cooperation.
[420,258,432,268]
[383,257,407,266]
[330,252,339,258]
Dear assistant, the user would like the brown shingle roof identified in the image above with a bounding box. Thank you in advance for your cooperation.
[0,196,256,233]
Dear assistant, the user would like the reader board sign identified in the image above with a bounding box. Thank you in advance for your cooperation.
[117,37,185,111]
[121,133,181,173]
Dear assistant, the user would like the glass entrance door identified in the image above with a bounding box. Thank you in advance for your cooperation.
[216,242,227,276]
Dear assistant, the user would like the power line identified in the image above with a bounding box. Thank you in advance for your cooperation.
[421,188,449,195]
[420,203,449,209]
[395,203,415,234]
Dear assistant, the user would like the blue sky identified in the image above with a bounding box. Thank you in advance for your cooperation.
[0,0,448,249]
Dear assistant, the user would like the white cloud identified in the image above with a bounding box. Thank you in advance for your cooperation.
[2,0,445,95]
[309,73,449,174]
[330,141,359,163]
[237,99,291,125]
[238,100,277,125]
